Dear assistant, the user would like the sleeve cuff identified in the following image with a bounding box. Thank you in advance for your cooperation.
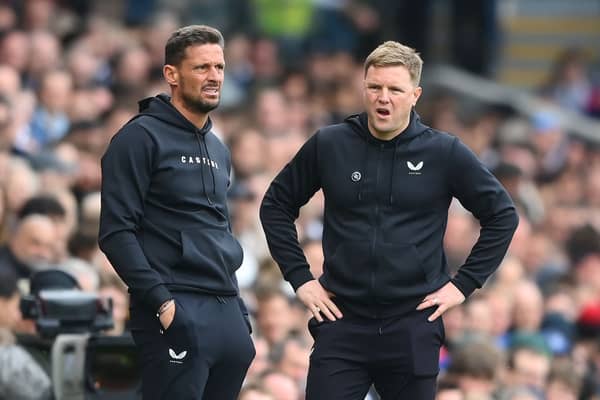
[451,274,479,299]
[144,284,172,313]
[286,267,315,292]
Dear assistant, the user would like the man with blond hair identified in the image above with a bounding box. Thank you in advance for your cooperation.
[260,41,518,399]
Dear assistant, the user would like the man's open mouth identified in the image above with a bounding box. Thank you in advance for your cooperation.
[376,108,390,117]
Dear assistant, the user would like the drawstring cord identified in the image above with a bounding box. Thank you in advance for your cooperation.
[389,143,399,205]
[194,131,213,205]
[200,134,217,197]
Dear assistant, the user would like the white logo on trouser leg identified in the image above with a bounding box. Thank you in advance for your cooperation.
[169,348,187,364]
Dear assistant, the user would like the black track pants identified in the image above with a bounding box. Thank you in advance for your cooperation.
[130,292,255,400]
[306,309,443,400]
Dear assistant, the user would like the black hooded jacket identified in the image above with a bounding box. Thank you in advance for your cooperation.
[99,94,243,313]
[260,110,519,318]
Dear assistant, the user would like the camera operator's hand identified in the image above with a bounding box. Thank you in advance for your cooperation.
[158,300,176,330]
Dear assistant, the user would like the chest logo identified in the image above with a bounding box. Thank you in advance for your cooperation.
[351,171,362,182]
[407,161,423,175]
[180,155,219,169]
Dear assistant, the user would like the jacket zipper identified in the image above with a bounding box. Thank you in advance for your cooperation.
[369,143,384,315]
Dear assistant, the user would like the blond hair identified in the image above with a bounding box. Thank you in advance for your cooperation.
[364,41,423,86]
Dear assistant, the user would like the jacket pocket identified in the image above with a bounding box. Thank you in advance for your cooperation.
[163,300,195,355]
[174,228,244,286]
[375,242,427,299]
[323,242,372,299]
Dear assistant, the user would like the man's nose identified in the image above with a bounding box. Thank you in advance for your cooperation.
[377,88,390,103]
[207,66,222,80]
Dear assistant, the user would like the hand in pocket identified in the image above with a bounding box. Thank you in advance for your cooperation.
[163,300,195,355]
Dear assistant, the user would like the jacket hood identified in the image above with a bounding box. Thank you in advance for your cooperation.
[137,93,217,204]
[344,109,430,205]
[345,109,429,145]
[137,93,212,135]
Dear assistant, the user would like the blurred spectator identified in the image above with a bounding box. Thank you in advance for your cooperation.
[270,336,310,389]
[566,225,600,300]
[539,48,600,117]
[0,5,17,31]
[255,288,297,346]
[68,228,100,263]
[528,110,569,182]
[29,149,78,191]
[247,336,271,382]
[264,130,306,175]
[301,238,323,279]
[26,30,62,87]
[222,33,254,105]
[441,303,466,348]
[0,97,16,153]
[0,267,51,400]
[498,386,542,400]
[0,64,22,97]
[230,128,267,179]
[22,0,57,32]
[444,204,478,274]
[255,87,290,138]
[24,69,73,152]
[259,369,300,400]
[17,194,69,262]
[46,188,78,254]
[239,382,275,400]
[506,334,552,395]
[252,38,283,85]
[436,377,464,400]
[57,257,99,292]
[511,280,545,334]
[0,30,30,73]
[545,358,582,400]
[0,214,56,278]
[98,274,129,336]
[110,46,151,96]
[4,157,40,218]
[446,339,504,399]
[464,294,494,340]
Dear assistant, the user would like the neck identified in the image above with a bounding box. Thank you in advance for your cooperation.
[170,96,209,129]
[368,115,411,141]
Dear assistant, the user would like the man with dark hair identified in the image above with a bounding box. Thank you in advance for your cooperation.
[0,214,56,278]
[447,340,503,398]
[17,194,66,220]
[99,25,254,399]
[17,194,69,262]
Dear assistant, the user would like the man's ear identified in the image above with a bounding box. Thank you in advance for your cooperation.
[413,86,423,107]
[163,64,178,86]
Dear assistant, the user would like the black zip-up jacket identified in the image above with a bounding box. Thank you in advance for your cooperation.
[99,94,244,313]
[260,111,519,318]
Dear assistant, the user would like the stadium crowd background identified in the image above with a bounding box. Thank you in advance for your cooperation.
[0,1,599,399]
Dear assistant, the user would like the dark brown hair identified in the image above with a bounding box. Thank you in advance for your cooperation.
[165,25,224,66]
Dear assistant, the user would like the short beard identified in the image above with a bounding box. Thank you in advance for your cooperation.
[181,92,219,114]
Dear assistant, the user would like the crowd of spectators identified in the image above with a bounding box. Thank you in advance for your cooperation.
[0,1,599,399]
